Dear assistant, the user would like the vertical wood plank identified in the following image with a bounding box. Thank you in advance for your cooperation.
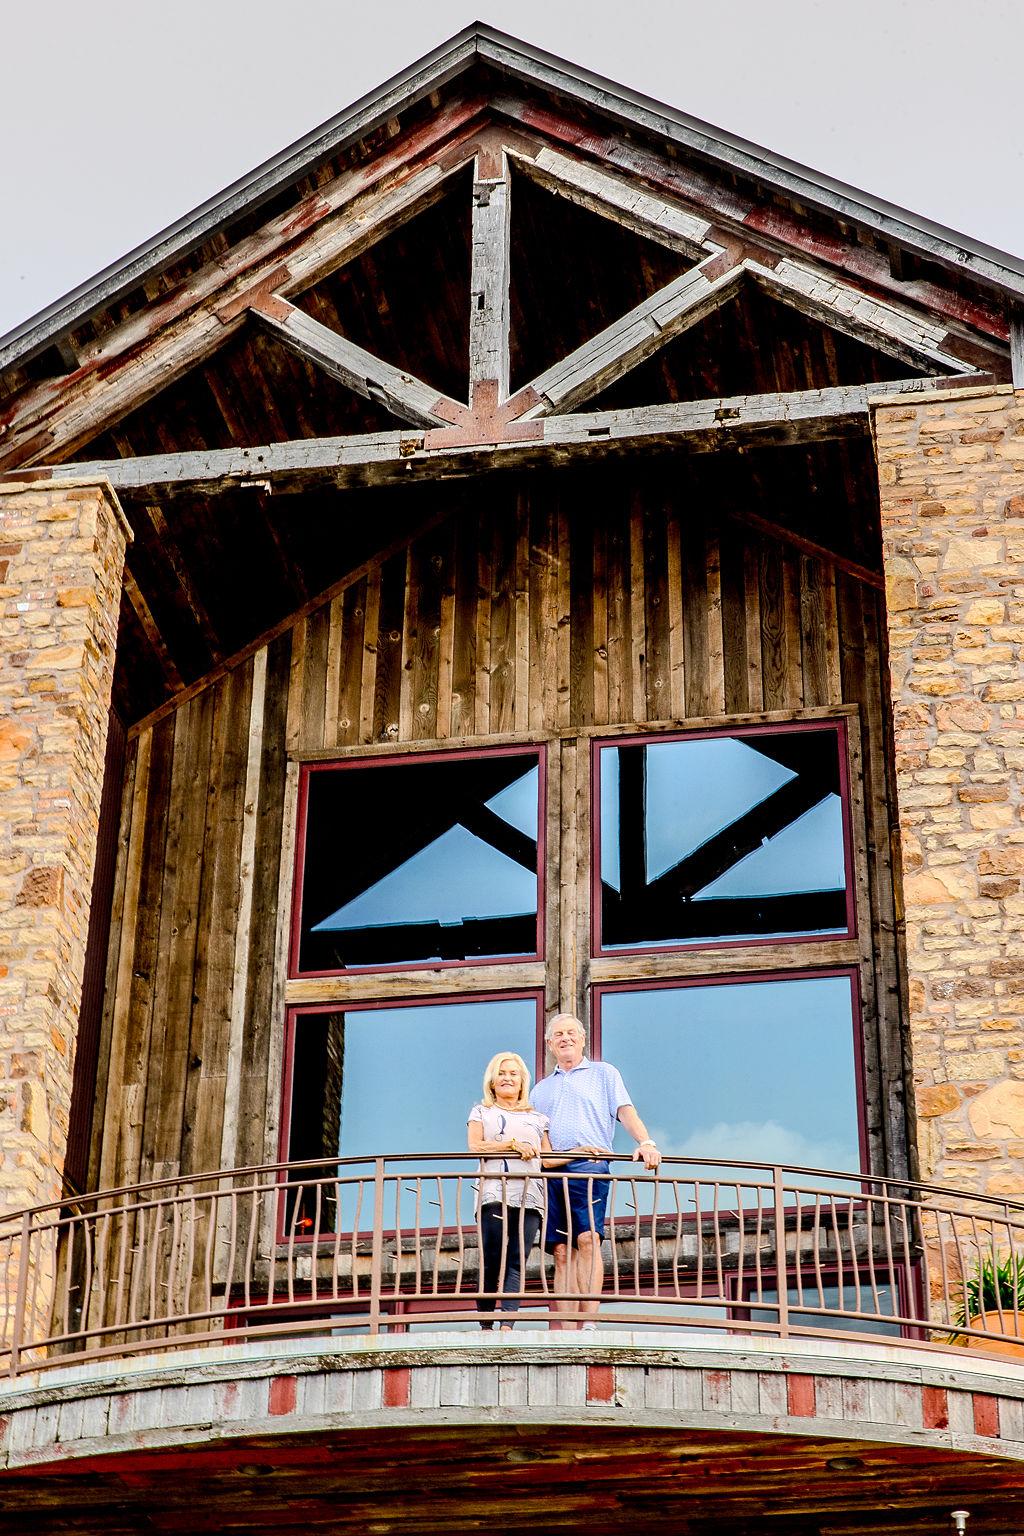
[358,567,381,744]
[682,512,709,718]
[450,511,478,741]
[435,520,456,738]
[219,649,267,1173]
[591,515,609,727]
[323,594,343,749]
[473,518,491,736]
[555,501,572,730]
[643,497,670,723]
[759,542,787,712]
[719,528,748,714]
[488,493,516,733]
[336,578,367,748]
[299,603,331,754]
[666,504,685,720]
[182,662,253,1177]
[372,550,406,742]
[705,519,726,715]
[629,496,647,722]
[237,632,291,1171]
[743,539,764,713]
[606,502,630,724]
[513,493,531,734]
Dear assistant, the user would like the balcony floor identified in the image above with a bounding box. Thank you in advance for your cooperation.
[2,1334,1024,1534]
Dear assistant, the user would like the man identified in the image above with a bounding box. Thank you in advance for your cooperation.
[531,1012,661,1330]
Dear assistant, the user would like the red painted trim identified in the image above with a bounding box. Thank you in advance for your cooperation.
[290,743,546,979]
[973,1393,1000,1438]
[268,1376,297,1415]
[593,965,868,1173]
[591,719,857,959]
[587,1365,615,1403]
[922,1385,949,1429]
[383,1367,411,1408]
[786,1374,816,1417]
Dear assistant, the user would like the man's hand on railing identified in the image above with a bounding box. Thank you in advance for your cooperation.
[633,1142,662,1172]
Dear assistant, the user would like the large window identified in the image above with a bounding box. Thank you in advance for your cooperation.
[282,718,871,1205]
[595,722,854,952]
[293,746,544,974]
[596,972,863,1178]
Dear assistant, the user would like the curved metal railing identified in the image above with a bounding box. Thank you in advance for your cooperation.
[2,1155,1023,1375]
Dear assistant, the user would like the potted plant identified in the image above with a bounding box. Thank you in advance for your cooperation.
[954,1252,1024,1358]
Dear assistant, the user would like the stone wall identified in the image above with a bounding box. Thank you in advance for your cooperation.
[0,479,128,1229]
[876,384,1024,1195]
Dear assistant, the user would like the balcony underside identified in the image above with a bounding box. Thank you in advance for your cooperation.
[2,1336,1024,1534]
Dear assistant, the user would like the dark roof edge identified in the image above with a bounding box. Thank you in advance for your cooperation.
[3,22,1022,373]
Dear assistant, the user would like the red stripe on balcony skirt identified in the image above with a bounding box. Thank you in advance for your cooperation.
[922,1386,948,1429]
[973,1393,1000,1438]
[383,1368,411,1408]
[587,1365,615,1403]
[786,1374,816,1418]
[268,1376,297,1416]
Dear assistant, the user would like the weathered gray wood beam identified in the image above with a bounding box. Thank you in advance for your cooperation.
[506,139,711,259]
[1011,312,1024,390]
[469,148,512,404]
[252,296,464,428]
[750,259,974,376]
[36,377,982,500]
[517,255,741,419]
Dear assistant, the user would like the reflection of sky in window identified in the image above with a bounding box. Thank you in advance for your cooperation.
[313,765,538,932]
[485,765,538,838]
[603,975,860,1180]
[601,740,796,891]
[694,794,844,900]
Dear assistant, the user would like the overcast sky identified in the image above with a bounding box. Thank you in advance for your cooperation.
[1,0,1021,343]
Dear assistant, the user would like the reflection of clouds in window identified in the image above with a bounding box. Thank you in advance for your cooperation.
[605,975,860,1178]
[313,824,536,932]
[485,765,538,839]
[649,1118,855,1171]
[693,794,844,901]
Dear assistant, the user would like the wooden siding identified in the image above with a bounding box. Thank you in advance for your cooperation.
[89,468,906,1192]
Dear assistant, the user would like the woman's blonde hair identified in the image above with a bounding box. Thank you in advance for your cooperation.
[481,1051,533,1110]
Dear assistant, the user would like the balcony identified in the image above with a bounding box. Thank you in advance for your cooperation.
[3,1155,1023,1370]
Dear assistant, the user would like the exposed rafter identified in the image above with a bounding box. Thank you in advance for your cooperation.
[505,135,711,259]
[514,253,740,419]
[252,295,465,428]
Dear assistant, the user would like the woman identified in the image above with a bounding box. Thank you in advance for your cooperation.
[467,1052,557,1331]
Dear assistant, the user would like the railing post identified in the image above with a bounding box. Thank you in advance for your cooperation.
[773,1166,789,1340]
[368,1158,385,1336]
[10,1210,32,1378]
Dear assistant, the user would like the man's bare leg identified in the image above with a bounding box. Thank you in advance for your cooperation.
[573,1231,604,1322]
[550,1242,581,1330]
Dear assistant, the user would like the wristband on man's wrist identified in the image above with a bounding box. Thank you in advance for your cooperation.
[638,1139,657,1148]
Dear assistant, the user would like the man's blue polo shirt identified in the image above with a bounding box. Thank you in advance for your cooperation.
[532,1059,632,1156]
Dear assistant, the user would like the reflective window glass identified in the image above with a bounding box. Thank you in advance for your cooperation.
[597,727,851,950]
[600,974,862,1181]
[295,749,542,971]
[287,995,540,1231]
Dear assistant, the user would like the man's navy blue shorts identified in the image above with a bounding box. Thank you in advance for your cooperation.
[544,1160,611,1250]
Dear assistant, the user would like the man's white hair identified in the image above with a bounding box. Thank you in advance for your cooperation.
[545,1011,586,1042]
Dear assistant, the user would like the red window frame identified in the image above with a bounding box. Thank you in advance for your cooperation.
[290,742,547,979]
[278,988,547,1243]
[590,718,857,958]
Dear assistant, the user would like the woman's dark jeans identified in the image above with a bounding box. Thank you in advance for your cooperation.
[478,1204,542,1326]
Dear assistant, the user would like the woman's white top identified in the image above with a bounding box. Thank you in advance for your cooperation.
[468,1103,549,1213]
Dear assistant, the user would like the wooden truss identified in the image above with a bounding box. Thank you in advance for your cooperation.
[0,115,1005,487]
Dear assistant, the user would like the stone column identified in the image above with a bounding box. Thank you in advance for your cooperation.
[0,478,129,1226]
[875,384,1024,1196]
